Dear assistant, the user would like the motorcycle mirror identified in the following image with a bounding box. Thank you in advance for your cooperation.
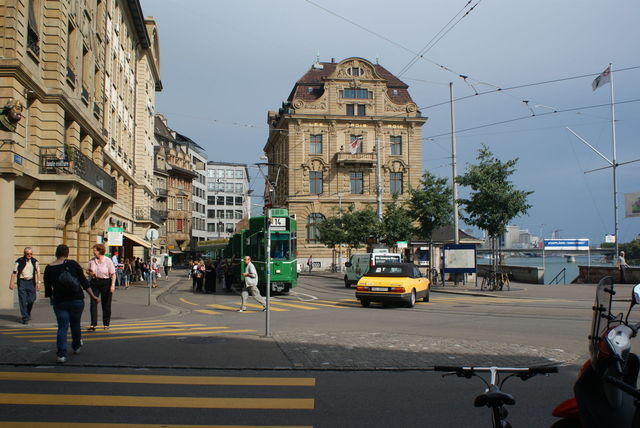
[633,284,640,306]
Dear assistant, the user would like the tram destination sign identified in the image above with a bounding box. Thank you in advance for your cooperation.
[270,217,286,231]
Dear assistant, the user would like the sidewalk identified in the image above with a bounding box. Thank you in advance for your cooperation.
[0,275,182,328]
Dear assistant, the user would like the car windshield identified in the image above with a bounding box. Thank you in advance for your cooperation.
[364,265,410,277]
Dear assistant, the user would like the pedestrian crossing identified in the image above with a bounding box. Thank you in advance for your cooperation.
[0,320,255,343]
[0,370,315,427]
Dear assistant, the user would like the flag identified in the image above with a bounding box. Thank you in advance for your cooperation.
[349,135,362,154]
[592,66,611,91]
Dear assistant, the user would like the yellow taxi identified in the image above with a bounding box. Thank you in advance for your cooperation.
[355,263,430,308]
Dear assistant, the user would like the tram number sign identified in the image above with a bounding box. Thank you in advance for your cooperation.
[270,217,286,231]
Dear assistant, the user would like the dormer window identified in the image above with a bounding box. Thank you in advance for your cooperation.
[347,67,363,77]
[392,89,398,96]
[307,87,313,94]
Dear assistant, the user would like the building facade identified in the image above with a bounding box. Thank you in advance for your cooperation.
[205,162,251,240]
[176,133,207,250]
[0,0,161,309]
[264,57,426,269]
[153,115,195,261]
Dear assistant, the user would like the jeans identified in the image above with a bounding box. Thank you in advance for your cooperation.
[53,299,84,357]
[17,278,36,322]
[115,270,123,287]
[90,279,112,327]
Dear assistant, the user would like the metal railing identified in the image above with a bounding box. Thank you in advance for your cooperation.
[549,268,567,285]
[335,152,375,164]
[151,208,166,224]
[40,146,116,198]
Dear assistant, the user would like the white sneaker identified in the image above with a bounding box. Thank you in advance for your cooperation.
[237,308,246,312]
[56,356,67,363]
[73,340,83,354]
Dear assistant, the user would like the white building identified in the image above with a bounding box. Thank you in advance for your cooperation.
[206,162,252,239]
[176,133,207,250]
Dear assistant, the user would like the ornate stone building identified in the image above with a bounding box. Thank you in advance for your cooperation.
[264,57,427,268]
[0,0,161,309]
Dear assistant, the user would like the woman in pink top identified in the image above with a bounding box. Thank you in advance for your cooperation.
[86,244,116,331]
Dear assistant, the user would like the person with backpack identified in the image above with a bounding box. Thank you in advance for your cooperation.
[86,244,116,331]
[43,244,99,363]
[9,247,40,324]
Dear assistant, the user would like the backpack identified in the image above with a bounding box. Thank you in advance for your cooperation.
[56,261,82,297]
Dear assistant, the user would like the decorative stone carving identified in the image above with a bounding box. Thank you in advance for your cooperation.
[305,102,327,110]
[406,103,417,113]
[293,99,304,109]
[385,103,405,112]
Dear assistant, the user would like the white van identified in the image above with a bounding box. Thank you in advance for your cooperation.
[343,252,402,287]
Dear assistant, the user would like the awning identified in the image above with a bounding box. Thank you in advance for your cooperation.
[123,232,151,248]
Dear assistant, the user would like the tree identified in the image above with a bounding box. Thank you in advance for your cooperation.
[407,171,453,240]
[317,209,347,249]
[456,145,533,277]
[343,205,380,249]
[380,196,413,247]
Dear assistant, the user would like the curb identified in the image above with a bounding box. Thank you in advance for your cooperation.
[432,289,529,299]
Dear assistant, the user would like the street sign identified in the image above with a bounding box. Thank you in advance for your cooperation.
[397,241,408,249]
[146,228,159,241]
[605,234,616,244]
[107,227,123,246]
[543,239,589,251]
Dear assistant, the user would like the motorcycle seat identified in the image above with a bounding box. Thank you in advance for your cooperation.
[474,387,516,407]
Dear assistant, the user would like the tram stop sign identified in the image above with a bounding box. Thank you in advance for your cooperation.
[146,228,159,241]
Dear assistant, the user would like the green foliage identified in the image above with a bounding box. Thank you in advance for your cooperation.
[407,171,453,240]
[380,196,413,246]
[317,205,380,249]
[456,145,533,239]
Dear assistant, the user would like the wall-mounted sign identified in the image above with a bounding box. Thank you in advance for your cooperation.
[107,227,123,246]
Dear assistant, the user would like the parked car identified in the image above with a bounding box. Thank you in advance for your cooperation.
[344,252,402,287]
[355,263,430,308]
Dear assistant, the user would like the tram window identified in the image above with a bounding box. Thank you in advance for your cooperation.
[271,233,290,259]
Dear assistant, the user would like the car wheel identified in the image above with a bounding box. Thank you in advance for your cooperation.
[407,289,416,308]
[423,288,430,302]
[360,299,370,308]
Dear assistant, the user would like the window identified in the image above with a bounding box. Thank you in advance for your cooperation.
[350,172,363,194]
[27,0,40,56]
[177,198,183,210]
[216,169,224,178]
[217,209,224,218]
[306,213,325,243]
[207,196,215,205]
[217,196,224,205]
[226,183,234,192]
[235,197,243,206]
[390,172,403,195]
[390,136,402,155]
[235,170,243,179]
[235,183,243,193]
[235,210,243,219]
[226,169,234,178]
[346,104,366,116]
[309,171,323,194]
[226,196,234,205]
[217,222,224,232]
[347,67,363,77]
[342,88,372,99]
[226,223,235,233]
[66,21,77,83]
[207,223,216,232]
[177,218,183,232]
[309,134,323,154]
[207,182,215,191]
[350,135,363,154]
[207,169,215,178]
[226,210,234,219]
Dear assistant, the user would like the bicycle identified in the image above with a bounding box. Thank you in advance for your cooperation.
[434,365,558,428]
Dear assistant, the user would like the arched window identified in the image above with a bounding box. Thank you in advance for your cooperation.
[306,213,325,243]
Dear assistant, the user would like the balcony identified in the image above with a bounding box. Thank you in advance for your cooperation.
[40,146,116,198]
[151,208,167,224]
[156,187,168,198]
[335,152,375,165]
[135,207,166,225]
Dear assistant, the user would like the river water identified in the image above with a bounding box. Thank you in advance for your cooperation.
[478,255,612,284]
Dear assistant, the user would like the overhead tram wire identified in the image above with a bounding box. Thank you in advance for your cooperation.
[396,0,475,77]
[423,98,640,140]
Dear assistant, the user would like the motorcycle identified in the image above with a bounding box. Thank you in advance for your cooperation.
[552,277,640,427]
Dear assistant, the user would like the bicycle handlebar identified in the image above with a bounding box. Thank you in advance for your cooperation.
[434,365,558,375]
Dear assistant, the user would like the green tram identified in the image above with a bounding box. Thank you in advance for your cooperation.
[198,209,298,294]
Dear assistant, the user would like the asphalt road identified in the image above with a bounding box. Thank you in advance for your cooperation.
[2,273,636,427]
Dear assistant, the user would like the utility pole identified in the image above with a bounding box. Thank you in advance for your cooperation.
[449,82,459,245]
[609,62,619,259]
[375,135,382,222]
[265,209,271,337]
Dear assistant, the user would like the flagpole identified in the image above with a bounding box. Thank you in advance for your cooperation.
[610,62,619,261]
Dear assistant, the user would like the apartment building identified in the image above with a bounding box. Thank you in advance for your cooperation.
[264,57,426,268]
[175,133,207,250]
[205,162,251,239]
[0,0,161,309]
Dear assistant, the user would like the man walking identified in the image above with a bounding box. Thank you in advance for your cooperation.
[238,256,266,312]
[9,247,40,324]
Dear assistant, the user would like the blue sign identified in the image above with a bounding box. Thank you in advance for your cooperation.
[543,239,589,251]
[13,154,22,165]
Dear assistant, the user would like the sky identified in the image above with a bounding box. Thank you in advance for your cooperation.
[140,0,640,244]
